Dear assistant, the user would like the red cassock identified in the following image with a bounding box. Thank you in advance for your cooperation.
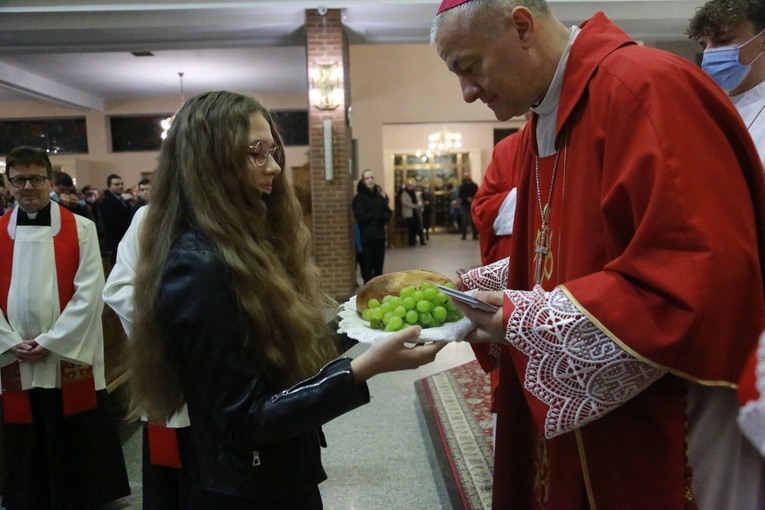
[471,131,524,412]
[491,13,765,509]
[473,130,524,266]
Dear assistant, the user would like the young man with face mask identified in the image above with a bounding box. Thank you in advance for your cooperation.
[689,0,765,465]
[689,0,765,166]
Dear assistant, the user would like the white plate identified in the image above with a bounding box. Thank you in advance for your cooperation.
[337,294,475,344]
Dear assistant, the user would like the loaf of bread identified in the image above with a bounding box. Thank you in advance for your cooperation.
[355,270,452,312]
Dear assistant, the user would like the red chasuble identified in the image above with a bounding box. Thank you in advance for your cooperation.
[491,13,765,510]
[0,206,97,423]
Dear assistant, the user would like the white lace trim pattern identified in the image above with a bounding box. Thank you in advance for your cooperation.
[506,285,667,438]
[461,257,509,291]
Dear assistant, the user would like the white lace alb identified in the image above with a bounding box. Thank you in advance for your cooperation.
[507,285,667,438]
[461,257,509,291]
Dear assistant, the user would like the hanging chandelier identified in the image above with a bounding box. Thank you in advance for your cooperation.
[160,71,185,140]
[427,128,462,156]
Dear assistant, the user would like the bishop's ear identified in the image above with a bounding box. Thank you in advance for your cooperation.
[510,6,535,45]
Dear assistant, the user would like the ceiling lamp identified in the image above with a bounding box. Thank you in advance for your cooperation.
[427,128,462,155]
[161,72,185,140]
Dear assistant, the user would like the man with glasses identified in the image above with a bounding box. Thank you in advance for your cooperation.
[0,146,130,509]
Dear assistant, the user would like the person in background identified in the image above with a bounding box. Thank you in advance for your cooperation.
[100,173,132,265]
[132,178,151,213]
[458,172,479,240]
[126,91,444,508]
[0,146,130,509]
[689,0,765,164]
[448,184,461,233]
[354,223,363,286]
[50,171,73,204]
[104,205,193,510]
[421,185,434,240]
[0,174,6,216]
[433,0,765,507]
[469,128,524,448]
[352,169,392,283]
[472,130,524,265]
[80,184,104,239]
[51,172,95,222]
[401,178,426,246]
[688,0,765,458]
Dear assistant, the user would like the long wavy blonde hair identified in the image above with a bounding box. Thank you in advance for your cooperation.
[127,91,338,422]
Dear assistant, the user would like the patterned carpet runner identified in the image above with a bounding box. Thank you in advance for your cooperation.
[415,359,494,509]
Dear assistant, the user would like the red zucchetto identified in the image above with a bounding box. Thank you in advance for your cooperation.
[437,0,474,15]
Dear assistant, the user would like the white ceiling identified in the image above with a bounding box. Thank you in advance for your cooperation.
[0,0,705,110]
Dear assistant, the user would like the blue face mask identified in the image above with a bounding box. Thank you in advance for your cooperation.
[702,29,765,92]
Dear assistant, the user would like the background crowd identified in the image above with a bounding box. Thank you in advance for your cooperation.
[0,172,150,265]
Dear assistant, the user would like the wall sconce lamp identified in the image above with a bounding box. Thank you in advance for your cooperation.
[309,62,342,111]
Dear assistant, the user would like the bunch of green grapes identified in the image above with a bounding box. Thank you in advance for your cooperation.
[360,281,464,332]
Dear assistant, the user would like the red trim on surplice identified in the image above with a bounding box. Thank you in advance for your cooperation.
[147,422,182,468]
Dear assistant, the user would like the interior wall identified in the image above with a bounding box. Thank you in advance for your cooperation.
[0,92,310,191]
[349,43,499,194]
[379,120,527,201]
[0,39,701,195]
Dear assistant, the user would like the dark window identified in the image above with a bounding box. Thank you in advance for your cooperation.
[110,115,168,152]
[494,128,519,146]
[0,118,88,155]
[272,110,309,146]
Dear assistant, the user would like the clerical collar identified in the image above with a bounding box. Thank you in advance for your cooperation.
[17,202,52,226]
[532,26,581,157]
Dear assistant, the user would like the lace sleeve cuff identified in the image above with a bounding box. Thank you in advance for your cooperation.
[506,285,667,438]
[461,258,509,291]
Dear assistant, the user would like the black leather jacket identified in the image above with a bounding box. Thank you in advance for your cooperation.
[158,227,370,499]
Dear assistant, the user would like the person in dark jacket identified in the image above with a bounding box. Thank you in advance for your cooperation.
[126,91,444,509]
[100,173,132,265]
[352,169,392,283]
[458,172,479,240]
[421,185,434,240]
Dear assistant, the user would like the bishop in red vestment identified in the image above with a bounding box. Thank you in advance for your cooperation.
[435,1,765,508]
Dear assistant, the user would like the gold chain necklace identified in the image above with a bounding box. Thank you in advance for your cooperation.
[533,133,566,285]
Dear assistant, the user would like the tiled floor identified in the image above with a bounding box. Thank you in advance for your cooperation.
[112,230,484,509]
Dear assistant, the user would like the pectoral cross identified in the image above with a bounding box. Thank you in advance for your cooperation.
[534,204,551,285]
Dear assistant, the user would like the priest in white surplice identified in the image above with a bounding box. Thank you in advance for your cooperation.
[0,146,129,510]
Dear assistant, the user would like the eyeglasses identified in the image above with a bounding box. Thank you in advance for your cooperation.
[8,175,49,189]
[247,141,283,168]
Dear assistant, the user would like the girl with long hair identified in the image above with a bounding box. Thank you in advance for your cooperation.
[127,91,444,508]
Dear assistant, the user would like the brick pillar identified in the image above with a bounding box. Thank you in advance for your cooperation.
[305,9,355,300]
